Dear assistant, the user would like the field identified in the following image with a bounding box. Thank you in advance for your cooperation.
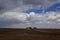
[0,28,60,40]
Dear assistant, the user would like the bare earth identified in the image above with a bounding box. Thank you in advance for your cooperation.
[0,28,60,40]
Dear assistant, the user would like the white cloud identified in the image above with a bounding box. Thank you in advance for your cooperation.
[1,12,27,21]
[0,0,60,28]
[0,9,60,28]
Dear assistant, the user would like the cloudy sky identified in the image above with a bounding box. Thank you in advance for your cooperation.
[0,0,60,28]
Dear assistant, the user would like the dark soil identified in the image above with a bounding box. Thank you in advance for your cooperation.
[0,28,60,40]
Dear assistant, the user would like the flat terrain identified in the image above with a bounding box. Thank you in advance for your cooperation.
[0,28,60,40]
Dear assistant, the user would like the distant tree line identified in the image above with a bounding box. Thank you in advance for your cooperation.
[26,27,37,29]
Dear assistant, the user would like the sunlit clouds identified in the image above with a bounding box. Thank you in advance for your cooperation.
[0,0,60,28]
[0,10,60,28]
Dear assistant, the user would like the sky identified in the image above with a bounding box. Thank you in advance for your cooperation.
[0,0,60,28]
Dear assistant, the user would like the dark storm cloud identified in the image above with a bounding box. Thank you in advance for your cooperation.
[23,0,60,8]
[0,0,23,14]
[0,0,60,28]
[48,0,59,2]
[0,0,60,13]
[0,18,20,27]
[23,0,42,5]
